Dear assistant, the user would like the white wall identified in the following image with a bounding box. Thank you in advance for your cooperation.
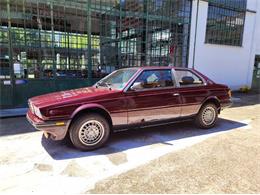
[188,0,259,90]
[252,1,260,55]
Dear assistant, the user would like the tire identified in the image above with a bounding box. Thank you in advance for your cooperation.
[69,113,110,151]
[195,103,218,129]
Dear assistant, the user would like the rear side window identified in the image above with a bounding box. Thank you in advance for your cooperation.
[175,70,204,86]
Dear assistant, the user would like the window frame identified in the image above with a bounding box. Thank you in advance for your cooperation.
[125,68,177,92]
[205,1,246,47]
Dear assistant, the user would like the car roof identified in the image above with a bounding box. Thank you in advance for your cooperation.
[118,66,210,83]
[122,66,193,71]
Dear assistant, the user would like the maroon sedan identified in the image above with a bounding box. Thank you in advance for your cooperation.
[27,67,232,150]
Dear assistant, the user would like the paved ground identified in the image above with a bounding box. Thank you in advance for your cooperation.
[0,93,259,194]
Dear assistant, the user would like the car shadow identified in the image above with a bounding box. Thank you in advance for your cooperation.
[41,118,247,160]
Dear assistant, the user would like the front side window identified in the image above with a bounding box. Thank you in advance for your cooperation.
[175,70,204,86]
[131,69,174,90]
[205,0,247,46]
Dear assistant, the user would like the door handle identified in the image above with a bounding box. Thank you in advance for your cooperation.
[172,93,180,96]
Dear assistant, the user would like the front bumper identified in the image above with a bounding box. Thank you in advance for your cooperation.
[26,110,70,140]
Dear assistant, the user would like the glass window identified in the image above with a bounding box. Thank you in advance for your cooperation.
[132,69,174,90]
[96,68,138,90]
[175,70,203,86]
[205,0,247,46]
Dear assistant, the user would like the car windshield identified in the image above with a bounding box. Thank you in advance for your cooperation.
[95,68,138,90]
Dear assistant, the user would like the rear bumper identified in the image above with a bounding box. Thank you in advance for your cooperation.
[220,99,232,109]
[26,110,70,140]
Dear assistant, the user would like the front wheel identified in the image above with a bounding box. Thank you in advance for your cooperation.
[69,113,110,151]
[195,103,218,129]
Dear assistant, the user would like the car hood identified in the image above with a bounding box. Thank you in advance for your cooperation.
[29,86,118,108]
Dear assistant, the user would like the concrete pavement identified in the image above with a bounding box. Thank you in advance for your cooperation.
[0,93,259,194]
[90,103,260,193]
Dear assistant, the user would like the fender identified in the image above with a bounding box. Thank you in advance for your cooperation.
[70,103,111,119]
[60,104,112,140]
[200,96,221,112]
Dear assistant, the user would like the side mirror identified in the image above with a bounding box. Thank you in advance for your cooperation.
[130,82,143,91]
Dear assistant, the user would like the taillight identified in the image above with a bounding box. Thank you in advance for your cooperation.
[228,90,232,98]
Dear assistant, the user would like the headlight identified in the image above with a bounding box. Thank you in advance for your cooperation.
[34,106,43,119]
[28,100,35,114]
[29,100,42,118]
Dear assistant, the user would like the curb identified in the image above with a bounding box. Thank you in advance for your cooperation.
[0,108,28,118]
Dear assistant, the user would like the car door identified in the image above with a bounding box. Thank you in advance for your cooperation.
[125,69,182,124]
[175,69,209,117]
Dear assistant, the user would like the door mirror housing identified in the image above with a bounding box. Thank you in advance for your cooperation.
[130,82,143,91]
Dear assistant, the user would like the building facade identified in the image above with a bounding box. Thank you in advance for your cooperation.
[188,0,260,92]
[0,0,259,109]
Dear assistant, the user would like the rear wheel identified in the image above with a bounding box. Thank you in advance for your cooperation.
[195,103,218,129]
[69,113,110,151]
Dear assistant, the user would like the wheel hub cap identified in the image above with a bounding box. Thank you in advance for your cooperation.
[79,120,104,146]
[202,107,216,125]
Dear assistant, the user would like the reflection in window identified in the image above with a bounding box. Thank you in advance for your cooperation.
[205,0,247,46]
